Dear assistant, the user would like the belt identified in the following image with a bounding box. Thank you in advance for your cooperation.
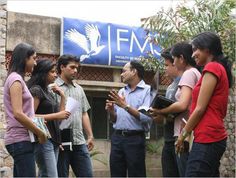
[114,130,144,137]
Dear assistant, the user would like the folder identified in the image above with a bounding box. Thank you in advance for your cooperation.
[29,117,51,142]
[138,94,179,118]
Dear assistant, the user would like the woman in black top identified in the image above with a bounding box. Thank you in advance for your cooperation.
[27,59,70,177]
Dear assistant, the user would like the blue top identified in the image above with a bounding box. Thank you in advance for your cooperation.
[113,80,152,132]
[164,76,181,142]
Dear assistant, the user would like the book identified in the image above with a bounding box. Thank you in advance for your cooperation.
[138,106,151,116]
[61,128,73,151]
[29,117,51,142]
[151,94,175,109]
[152,94,179,118]
[138,94,179,118]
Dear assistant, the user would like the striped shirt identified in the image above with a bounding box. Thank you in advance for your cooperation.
[55,77,90,145]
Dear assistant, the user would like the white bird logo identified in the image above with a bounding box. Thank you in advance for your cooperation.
[65,24,106,62]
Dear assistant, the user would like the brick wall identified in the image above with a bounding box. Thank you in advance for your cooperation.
[0,1,12,177]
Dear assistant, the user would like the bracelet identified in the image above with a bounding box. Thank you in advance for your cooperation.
[88,136,94,140]
[181,128,191,139]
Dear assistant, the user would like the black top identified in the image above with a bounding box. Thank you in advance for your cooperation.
[30,85,61,144]
[164,77,181,142]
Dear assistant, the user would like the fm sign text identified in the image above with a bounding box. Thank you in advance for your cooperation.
[62,17,161,67]
[116,29,160,56]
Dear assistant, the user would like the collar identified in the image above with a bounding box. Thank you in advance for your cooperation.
[56,77,76,87]
[174,76,181,82]
[124,80,146,90]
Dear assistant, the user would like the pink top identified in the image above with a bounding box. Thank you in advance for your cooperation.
[174,67,201,136]
[4,72,34,145]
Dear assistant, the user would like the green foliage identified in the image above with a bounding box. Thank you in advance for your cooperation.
[139,52,165,72]
[141,0,236,62]
[146,137,164,155]
[90,148,108,166]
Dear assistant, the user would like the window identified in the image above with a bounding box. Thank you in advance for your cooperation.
[87,96,109,139]
[86,92,163,140]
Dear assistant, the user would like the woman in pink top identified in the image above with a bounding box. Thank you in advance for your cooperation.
[4,43,47,177]
[150,42,201,176]
[175,32,232,177]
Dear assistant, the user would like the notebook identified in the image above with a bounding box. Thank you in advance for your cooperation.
[138,94,179,118]
[29,117,51,142]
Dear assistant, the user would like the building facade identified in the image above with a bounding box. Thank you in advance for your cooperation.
[0,4,235,177]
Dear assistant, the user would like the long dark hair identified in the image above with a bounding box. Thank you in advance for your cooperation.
[171,42,196,67]
[8,43,36,77]
[192,31,232,88]
[27,59,56,91]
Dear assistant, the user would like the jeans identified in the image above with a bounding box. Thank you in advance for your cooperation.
[34,139,59,177]
[110,133,146,177]
[185,139,227,177]
[6,141,36,177]
[57,144,93,177]
[176,149,189,177]
[161,141,179,177]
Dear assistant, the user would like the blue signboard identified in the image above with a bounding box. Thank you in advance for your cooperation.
[61,17,162,67]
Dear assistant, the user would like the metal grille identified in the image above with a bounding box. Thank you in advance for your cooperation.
[160,73,172,86]
[144,71,172,86]
[5,52,171,85]
[79,66,113,81]
[5,52,113,81]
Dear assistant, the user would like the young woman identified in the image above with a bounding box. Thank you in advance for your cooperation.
[154,48,182,177]
[150,42,201,176]
[4,43,47,177]
[27,59,71,177]
[175,31,232,177]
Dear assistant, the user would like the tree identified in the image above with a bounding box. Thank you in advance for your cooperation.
[140,1,236,176]
[141,0,236,66]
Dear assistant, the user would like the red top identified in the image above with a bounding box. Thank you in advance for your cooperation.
[191,62,228,143]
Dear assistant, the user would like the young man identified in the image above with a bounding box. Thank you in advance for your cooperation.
[55,54,94,177]
[150,48,182,177]
[105,60,152,177]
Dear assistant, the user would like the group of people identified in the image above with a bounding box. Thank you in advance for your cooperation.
[105,31,232,177]
[3,31,232,178]
[4,45,94,177]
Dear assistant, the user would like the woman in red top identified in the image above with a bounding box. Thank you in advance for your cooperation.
[175,31,232,177]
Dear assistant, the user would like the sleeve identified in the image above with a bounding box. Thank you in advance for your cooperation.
[203,62,222,80]
[81,88,91,112]
[138,86,152,129]
[7,73,24,88]
[178,69,200,90]
[29,85,44,100]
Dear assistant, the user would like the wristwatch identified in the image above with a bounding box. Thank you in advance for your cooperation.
[124,105,130,111]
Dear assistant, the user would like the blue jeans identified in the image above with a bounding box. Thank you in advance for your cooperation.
[34,139,59,177]
[162,141,179,177]
[6,141,36,177]
[174,139,189,177]
[110,133,146,177]
[57,144,93,177]
[176,149,189,177]
[185,139,226,177]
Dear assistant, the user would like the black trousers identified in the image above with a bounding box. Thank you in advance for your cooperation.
[110,132,146,177]
[161,141,179,177]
